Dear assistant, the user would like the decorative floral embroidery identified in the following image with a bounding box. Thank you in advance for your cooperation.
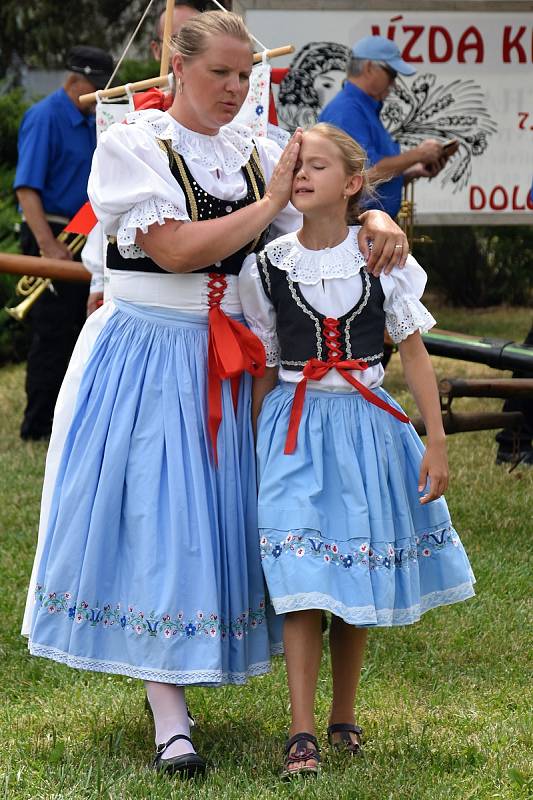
[34,588,266,641]
[260,526,459,570]
[96,105,128,134]
[234,62,270,138]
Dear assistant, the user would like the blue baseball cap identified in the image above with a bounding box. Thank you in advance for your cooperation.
[351,35,417,76]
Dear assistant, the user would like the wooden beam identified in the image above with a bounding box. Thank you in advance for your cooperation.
[160,0,175,78]
[439,378,533,400]
[411,411,524,436]
[79,46,294,104]
[0,253,91,282]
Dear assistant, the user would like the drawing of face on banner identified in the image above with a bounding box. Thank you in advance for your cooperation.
[277,42,349,131]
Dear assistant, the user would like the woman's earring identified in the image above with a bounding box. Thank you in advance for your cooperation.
[177,77,183,95]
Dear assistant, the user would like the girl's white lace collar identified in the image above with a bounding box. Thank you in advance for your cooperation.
[125,109,255,175]
[264,227,367,285]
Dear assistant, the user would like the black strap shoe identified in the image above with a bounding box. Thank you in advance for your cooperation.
[152,734,206,777]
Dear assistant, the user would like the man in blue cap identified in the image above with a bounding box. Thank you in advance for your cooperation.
[14,45,113,440]
[319,35,447,218]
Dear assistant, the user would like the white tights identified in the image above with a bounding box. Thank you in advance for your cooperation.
[145,681,196,759]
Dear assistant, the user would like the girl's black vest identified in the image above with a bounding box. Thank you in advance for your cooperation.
[106,137,268,275]
[256,248,386,369]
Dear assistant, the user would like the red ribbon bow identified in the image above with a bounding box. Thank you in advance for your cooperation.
[284,358,410,454]
[133,88,173,111]
[208,306,266,465]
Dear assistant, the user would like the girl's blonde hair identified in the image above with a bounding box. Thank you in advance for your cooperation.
[170,10,254,61]
[310,122,378,223]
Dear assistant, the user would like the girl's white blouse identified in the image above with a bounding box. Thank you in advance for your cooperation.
[87,109,301,315]
[239,227,436,392]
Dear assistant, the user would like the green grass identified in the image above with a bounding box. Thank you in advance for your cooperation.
[0,308,532,800]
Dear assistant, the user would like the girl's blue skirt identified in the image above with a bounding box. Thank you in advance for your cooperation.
[257,382,475,626]
[29,301,282,684]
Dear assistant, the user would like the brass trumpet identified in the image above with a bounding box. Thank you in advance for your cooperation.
[5,231,86,322]
[397,181,433,250]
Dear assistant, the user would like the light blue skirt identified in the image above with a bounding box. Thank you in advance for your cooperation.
[29,301,282,684]
[257,382,475,626]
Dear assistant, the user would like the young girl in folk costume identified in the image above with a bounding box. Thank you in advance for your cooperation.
[239,123,475,778]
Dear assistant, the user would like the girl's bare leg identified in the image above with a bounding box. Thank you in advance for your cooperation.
[283,609,323,771]
[328,616,368,746]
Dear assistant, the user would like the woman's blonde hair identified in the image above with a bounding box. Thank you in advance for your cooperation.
[170,10,253,61]
[310,122,378,223]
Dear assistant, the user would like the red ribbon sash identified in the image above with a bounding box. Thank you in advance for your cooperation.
[208,305,265,465]
[133,88,173,111]
[284,358,410,455]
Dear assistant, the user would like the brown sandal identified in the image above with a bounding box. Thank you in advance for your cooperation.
[327,723,363,755]
[281,732,321,779]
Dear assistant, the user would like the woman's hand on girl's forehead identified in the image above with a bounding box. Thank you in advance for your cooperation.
[264,129,302,212]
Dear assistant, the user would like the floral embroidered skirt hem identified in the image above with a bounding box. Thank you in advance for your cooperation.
[257,383,476,627]
[26,300,282,685]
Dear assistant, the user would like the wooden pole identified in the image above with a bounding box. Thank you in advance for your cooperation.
[411,411,524,437]
[439,378,533,401]
[159,0,175,78]
[81,75,170,104]
[79,45,294,105]
[0,253,91,282]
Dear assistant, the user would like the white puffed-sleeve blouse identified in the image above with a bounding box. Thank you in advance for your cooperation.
[87,109,301,314]
[239,227,436,392]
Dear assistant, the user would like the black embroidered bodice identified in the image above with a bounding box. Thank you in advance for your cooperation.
[107,137,268,275]
[256,249,386,369]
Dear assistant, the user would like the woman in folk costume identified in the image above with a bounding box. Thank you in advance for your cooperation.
[22,12,408,775]
[239,124,475,777]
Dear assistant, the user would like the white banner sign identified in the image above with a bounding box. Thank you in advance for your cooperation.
[247,10,533,224]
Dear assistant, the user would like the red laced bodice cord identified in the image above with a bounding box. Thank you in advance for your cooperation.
[207,274,265,465]
[284,317,409,454]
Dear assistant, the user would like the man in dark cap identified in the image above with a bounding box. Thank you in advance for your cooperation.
[14,46,113,440]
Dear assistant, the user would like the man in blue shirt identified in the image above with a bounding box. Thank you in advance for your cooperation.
[14,45,113,440]
[319,35,447,218]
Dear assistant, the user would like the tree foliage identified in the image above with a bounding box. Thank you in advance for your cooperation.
[414,226,533,307]
[0,0,154,76]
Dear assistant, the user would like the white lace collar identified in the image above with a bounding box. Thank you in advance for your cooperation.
[125,109,255,175]
[264,227,367,285]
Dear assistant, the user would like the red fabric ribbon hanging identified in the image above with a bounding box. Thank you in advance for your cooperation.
[206,275,265,465]
[268,67,290,125]
[284,357,410,455]
[133,88,173,111]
